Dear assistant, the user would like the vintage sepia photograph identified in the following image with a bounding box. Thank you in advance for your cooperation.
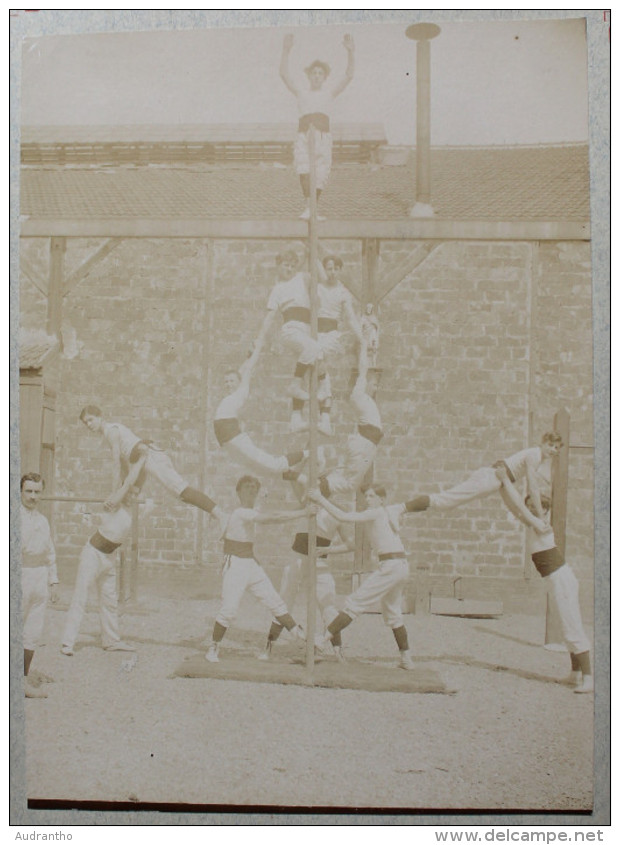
[10,9,609,823]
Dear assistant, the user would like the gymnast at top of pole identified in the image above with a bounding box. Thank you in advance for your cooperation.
[280,32,355,219]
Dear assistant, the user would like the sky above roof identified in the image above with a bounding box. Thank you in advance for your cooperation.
[20,17,589,146]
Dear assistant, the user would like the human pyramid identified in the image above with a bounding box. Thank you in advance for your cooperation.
[21,33,592,697]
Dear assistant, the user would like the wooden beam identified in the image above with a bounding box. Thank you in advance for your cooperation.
[362,238,379,305]
[46,236,66,340]
[63,237,122,295]
[20,218,591,242]
[376,242,438,303]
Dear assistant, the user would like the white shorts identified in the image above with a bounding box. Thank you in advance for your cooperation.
[429,466,501,511]
[547,565,590,654]
[145,448,188,497]
[62,543,120,650]
[344,557,409,629]
[278,559,338,626]
[216,555,288,629]
[294,131,332,190]
[280,321,323,367]
[318,330,343,360]
[325,433,377,494]
[225,433,288,476]
[22,566,48,651]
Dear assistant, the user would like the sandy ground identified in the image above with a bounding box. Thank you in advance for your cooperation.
[17,577,594,814]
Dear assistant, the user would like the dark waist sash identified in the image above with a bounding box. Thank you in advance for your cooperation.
[214,417,242,446]
[292,533,331,558]
[318,317,338,333]
[283,307,311,325]
[378,551,406,562]
[223,539,254,559]
[492,460,516,483]
[89,531,122,554]
[532,547,564,578]
[298,113,330,133]
[129,439,155,464]
[357,423,383,445]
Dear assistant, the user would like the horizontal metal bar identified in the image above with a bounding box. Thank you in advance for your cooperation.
[41,495,145,504]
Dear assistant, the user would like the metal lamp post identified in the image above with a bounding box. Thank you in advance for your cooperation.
[406,23,441,217]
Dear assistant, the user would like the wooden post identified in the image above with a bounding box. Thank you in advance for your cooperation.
[47,237,66,342]
[129,498,140,603]
[551,408,570,557]
[196,239,213,565]
[354,239,380,576]
[19,369,44,475]
[118,548,128,604]
[544,408,570,648]
[414,563,431,615]
[304,127,319,679]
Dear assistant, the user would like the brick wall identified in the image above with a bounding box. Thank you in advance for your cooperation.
[531,241,594,594]
[19,236,594,599]
[373,241,531,582]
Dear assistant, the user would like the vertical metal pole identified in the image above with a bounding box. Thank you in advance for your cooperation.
[305,127,319,680]
[406,23,441,217]
[416,38,431,206]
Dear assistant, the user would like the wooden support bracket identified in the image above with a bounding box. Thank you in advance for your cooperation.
[63,237,122,296]
[376,242,438,304]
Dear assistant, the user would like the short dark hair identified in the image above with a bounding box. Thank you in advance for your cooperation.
[21,472,44,491]
[305,60,330,77]
[542,431,563,446]
[525,493,552,514]
[80,405,102,422]
[276,251,299,267]
[361,483,387,500]
[322,254,343,270]
[236,475,261,494]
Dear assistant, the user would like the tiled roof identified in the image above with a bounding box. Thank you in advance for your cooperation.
[19,329,58,370]
[20,144,590,222]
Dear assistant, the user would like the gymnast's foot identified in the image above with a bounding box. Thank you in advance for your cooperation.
[289,382,309,402]
[574,675,593,694]
[290,412,309,434]
[317,417,333,437]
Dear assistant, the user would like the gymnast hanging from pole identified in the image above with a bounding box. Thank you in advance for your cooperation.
[213,342,310,477]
